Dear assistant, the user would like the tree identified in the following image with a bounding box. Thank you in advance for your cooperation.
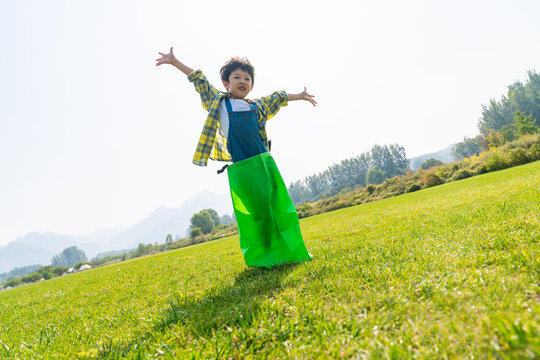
[38,265,55,280]
[219,214,236,225]
[202,209,220,226]
[485,129,504,149]
[288,179,312,205]
[388,144,410,176]
[478,70,540,135]
[500,124,517,142]
[190,211,215,234]
[190,227,202,238]
[352,153,371,187]
[513,111,539,136]
[51,246,87,267]
[452,136,482,160]
[165,234,173,244]
[420,158,444,170]
[135,243,155,257]
[305,173,329,199]
[370,144,409,179]
[366,166,385,185]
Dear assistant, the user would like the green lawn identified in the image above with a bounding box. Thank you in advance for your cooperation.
[1,161,539,359]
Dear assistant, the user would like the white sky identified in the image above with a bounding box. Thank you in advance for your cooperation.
[1,0,539,246]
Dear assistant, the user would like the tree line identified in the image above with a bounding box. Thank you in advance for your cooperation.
[288,144,409,205]
[479,70,540,136]
[454,70,540,160]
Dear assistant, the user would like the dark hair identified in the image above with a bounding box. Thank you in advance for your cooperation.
[220,57,255,85]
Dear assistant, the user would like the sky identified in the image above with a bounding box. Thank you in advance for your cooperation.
[1,0,539,246]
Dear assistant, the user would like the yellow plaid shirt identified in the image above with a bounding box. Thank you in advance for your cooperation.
[188,70,288,166]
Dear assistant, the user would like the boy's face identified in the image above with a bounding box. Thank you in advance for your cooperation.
[223,69,253,99]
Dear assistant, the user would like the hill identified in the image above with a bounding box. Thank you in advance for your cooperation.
[0,162,538,358]
[0,191,232,273]
[409,144,455,170]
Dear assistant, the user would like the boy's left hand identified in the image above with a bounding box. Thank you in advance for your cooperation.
[288,87,317,106]
[300,87,317,106]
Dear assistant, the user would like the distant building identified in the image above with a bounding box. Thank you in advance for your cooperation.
[78,264,92,271]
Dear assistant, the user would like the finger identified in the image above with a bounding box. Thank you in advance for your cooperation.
[170,47,174,53]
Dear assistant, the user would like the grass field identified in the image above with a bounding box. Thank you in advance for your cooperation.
[1,161,539,359]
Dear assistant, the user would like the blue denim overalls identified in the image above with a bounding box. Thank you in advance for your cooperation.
[225,98,268,163]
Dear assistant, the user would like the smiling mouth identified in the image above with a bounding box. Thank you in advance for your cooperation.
[238,87,246,90]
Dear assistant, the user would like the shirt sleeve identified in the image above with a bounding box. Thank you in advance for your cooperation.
[187,70,221,112]
[257,90,288,122]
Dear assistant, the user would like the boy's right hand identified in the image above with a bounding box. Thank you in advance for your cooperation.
[155,47,176,66]
[155,47,194,75]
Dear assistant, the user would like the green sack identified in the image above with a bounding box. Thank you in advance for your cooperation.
[227,153,312,268]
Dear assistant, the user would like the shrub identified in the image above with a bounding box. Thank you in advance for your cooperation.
[420,158,444,170]
[297,203,313,219]
[407,184,421,193]
[37,265,55,280]
[501,133,539,152]
[451,169,472,181]
[190,227,202,238]
[484,153,509,172]
[436,167,449,180]
[423,173,442,187]
[529,143,540,160]
[53,266,69,276]
[21,272,42,283]
[5,278,22,287]
[468,162,487,175]
[505,148,529,166]
[327,201,351,212]
[366,184,376,195]
[366,166,385,185]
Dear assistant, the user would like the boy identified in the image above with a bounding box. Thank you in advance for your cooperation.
[156,47,315,267]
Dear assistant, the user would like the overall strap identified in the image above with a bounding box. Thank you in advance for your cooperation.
[217,164,229,174]
[225,97,233,114]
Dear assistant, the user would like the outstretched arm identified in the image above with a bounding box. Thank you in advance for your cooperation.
[155,47,194,76]
[287,87,317,106]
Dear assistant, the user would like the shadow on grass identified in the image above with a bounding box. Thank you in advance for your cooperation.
[159,262,300,336]
[98,263,299,357]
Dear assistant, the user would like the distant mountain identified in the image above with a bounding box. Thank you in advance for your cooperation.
[409,144,456,170]
[0,191,233,274]
[0,242,55,273]
[108,191,232,249]
[0,227,128,273]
